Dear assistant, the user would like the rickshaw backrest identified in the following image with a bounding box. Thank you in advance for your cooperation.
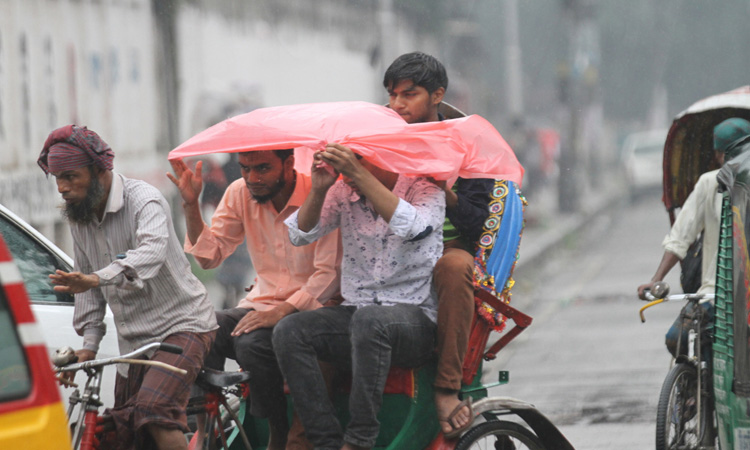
[463,180,529,385]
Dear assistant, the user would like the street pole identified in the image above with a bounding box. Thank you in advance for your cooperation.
[151,0,180,152]
[557,0,580,213]
[377,0,396,97]
[504,0,523,118]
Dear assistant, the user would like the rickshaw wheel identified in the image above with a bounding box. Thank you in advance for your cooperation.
[656,363,710,450]
[455,420,544,450]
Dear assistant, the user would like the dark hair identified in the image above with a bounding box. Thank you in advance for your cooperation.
[273,149,294,162]
[383,52,448,94]
[239,149,294,162]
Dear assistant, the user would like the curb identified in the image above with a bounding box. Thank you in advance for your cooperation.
[515,188,626,274]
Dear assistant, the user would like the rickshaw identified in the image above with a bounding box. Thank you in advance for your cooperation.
[222,174,573,450]
[166,101,573,449]
[655,86,750,449]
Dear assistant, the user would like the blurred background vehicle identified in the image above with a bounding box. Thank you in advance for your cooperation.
[621,129,668,201]
[0,229,71,449]
[0,203,118,407]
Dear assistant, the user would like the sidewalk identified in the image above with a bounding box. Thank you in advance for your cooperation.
[516,172,626,274]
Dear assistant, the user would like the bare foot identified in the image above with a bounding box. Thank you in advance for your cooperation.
[435,389,471,435]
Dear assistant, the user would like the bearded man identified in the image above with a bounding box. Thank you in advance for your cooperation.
[168,150,341,450]
[39,124,218,450]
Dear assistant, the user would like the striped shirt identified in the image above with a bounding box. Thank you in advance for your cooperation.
[71,173,217,364]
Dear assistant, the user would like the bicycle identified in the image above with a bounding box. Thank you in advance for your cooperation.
[186,367,252,450]
[54,342,254,450]
[53,342,187,450]
[639,282,716,450]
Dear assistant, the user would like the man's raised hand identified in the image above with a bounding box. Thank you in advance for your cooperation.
[310,150,340,192]
[319,143,364,179]
[167,159,203,205]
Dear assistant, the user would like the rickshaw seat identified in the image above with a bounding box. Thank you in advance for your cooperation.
[329,366,417,397]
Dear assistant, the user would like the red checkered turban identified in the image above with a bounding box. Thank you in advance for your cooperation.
[37,125,115,175]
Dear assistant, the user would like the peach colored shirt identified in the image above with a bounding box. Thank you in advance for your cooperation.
[185,172,341,312]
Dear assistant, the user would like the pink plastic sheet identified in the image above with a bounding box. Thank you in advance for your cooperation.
[169,101,523,184]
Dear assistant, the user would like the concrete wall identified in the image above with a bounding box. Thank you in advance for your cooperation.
[0,0,158,252]
[0,0,430,253]
[177,5,382,138]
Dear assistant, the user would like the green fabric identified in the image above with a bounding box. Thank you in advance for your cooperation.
[443,184,460,242]
[714,117,750,155]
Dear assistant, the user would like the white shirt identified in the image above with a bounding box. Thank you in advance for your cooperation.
[285,176,445,321]
[662,169,722,295]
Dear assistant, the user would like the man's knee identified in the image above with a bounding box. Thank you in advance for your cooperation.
[350,306,387,331]
[434,251,474,289]
[272,313,301,352]
[234,328,276,370]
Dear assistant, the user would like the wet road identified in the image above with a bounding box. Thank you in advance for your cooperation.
[484,193,683,449]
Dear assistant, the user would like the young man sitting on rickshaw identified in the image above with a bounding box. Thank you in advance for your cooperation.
[273,143,445,450]
[383,52,497,437]
[638,117,750,357]
[168,150,342,450]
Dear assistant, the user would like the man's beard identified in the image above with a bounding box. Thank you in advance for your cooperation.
[61,177,106,225]
[250,177,285,204]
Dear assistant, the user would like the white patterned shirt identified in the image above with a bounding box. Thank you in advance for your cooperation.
[70,173,217,359]
[285,176,445,321]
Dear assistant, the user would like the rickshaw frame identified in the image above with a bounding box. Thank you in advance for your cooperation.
[660,86,750,449]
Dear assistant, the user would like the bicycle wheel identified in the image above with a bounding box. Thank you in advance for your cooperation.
[455,420,544,450]
[655,363,710,450]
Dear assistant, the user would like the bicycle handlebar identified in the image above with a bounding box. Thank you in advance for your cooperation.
[159,343,184,355]
[54,342,187,375]
[639,291,715,323]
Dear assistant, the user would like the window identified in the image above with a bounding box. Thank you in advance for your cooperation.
[0,216,73,304]
[0,289,31,402]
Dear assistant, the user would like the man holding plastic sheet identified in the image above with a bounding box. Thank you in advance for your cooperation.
[274,142,445,450]
[383,52,497,438]
[638,117,750,357]
[38,125,218,450]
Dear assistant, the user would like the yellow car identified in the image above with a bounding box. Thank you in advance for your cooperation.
[0,234,71,449]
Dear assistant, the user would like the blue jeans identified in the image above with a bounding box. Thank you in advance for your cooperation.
[272,304,436,450]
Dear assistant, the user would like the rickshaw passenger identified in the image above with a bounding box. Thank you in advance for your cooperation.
[383,52,496,437]
[638,117,750,357]
[168,150,342,450]
[274,143,445,450]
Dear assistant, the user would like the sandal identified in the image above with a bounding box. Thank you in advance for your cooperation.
[439,397,474,439]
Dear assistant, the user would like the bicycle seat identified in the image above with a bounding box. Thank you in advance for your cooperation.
[195,368,251,390]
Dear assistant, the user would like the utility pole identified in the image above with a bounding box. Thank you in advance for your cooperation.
[557,0,598,211]
[152,0,180,152]
[377,0,396,97]
[557,0,581,213]
[504,0,523,119]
